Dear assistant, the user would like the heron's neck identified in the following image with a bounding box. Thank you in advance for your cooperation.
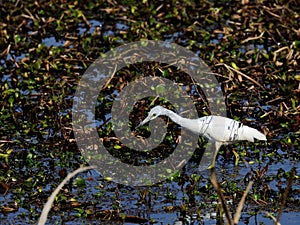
[163,109,200,134]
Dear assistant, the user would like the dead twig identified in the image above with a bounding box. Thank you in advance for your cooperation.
[101,64,118,90]
[265,212,281,225]
[275,167,296,225]
[0,44,11,58]
[216,63,265,89]
[233,180,254,224]
[241,31,265,44]
[38,165,96,225]
[210,169,233,225]
[273,46,289,62]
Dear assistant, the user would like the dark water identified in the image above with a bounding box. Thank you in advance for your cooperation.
[0,7,299,224]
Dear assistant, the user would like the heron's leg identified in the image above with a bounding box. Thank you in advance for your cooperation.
[207,142,221,169]
[198,141,214,171]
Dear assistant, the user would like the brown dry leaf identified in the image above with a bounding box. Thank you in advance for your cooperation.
[71,201,81,207]
[63,40,72,47]
[1,202,18,212]
[241,0,249,4]
[238,73,243,82]
[2,206,17,212]
[0,182,9,195]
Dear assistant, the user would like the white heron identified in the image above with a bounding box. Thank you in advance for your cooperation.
[138,106,267,168]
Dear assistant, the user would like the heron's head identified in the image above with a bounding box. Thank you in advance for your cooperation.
[138,106,166,127]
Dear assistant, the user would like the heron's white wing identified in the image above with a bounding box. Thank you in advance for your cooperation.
[203,116,241,142]
[205,116,266,142]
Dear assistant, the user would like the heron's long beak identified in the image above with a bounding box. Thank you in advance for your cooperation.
[137,116,151,128]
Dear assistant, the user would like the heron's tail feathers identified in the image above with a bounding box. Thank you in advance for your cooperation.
[241,126,267,142]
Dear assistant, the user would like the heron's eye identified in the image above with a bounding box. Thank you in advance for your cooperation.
[152,113,156,118]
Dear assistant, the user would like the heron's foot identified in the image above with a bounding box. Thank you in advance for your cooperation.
[232,150,240,166]
[207,161,216,170]
[198,159,215,171]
